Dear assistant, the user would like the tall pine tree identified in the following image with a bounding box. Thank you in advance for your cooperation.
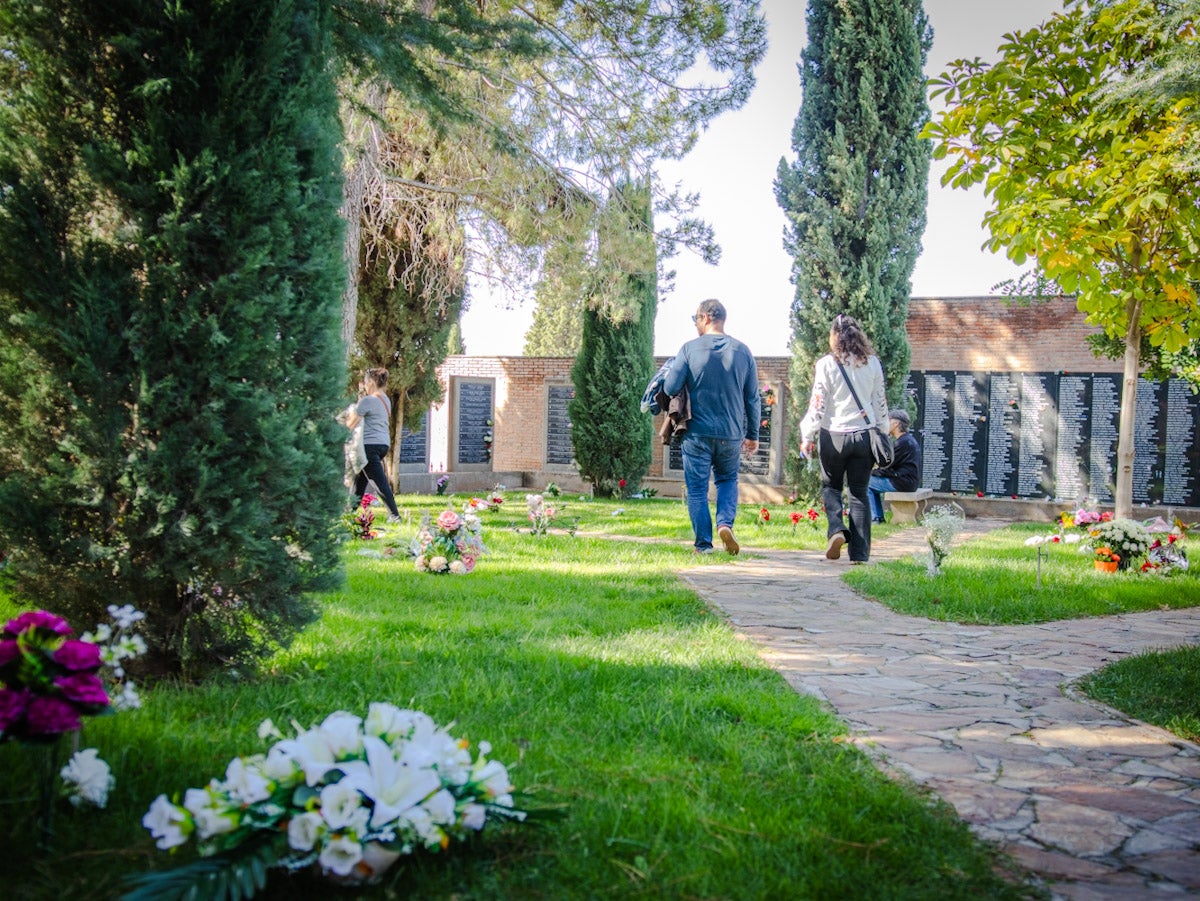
[0,0,347,677]
[569,179,657,496]
[775,0,932,482]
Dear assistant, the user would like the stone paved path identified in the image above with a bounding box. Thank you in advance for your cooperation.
[678,519,1200,899]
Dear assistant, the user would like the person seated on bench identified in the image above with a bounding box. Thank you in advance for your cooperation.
[868,409,922,523]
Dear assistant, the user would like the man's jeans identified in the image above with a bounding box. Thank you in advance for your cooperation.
[681,434,741,551]
[868,475,897,522]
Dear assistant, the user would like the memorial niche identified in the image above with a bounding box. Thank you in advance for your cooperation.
[456,381,493,466]
[399,412,430,465]
[949,372,987,493]
[546,386,575,466]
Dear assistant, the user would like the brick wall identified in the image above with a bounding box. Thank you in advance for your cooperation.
[907,296,1115,372]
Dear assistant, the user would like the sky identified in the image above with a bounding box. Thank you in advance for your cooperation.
[459,0,1065,358]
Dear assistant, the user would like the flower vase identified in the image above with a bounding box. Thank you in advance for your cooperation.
[1094,560,1119,574]
[324,842,403,886]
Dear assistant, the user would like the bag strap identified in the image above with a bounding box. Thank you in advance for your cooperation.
[832,357,874,427]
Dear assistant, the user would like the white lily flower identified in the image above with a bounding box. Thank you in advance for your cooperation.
[273,729,338,786]
[143,794,191,849]
[61,748,114,808]
[345,735,441,830]
[364,702,409,741]
[287,810,324,851]
[318,834,364,877]
[471,759,513,799]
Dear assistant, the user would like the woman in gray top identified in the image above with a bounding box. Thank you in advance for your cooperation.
[348,367,401,520]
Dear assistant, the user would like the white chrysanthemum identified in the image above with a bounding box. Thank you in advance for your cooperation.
[317,711,364,758]
[429,555,449,572]
[423,788,457,826]
[61,748,114,808]
[364,702,409,742]
[319,778,364,830]
[287,810,325,851]
[460,802,487,830]
[143,794,191,849]
[449,560,467,575]
[318,834,364,877]
[110,681,141,711]
[414,555,429,572]
[223,756,272,805]
[183,787,238,840]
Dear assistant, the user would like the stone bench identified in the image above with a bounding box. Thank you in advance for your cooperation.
[883,488,934,523]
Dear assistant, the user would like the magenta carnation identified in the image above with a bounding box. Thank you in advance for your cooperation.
[0,639,20,668]
[54,639,103,671]
[54,674,110,708]
[4,610,71,638]
[24,695,82,735]
[0,688,30,732]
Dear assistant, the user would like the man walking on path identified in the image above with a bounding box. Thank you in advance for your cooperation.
[664,299,759,555]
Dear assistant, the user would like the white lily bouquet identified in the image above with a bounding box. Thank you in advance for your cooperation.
[920,503,965,576]
[133,704,538,897]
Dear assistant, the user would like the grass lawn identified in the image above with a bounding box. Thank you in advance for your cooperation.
[0,493,1036,900]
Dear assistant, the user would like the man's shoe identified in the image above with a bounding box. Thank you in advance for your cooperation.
[694,546,714,555]
[825,532,846,560]
[717,525,740,556]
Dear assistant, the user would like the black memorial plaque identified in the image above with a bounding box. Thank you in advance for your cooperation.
[1133,377,1166,504]
[398,412,430,465]
[546,386,574,465]
[919,372,952,491]
[456,381,493,465]
[985,372,1020,497]
[1088,374,1120,503]
[1016,373,1057,498]
[949,372,988,493]
[741,385,774,476]
[1053,375,1091,504]
[1163,379,1200,507]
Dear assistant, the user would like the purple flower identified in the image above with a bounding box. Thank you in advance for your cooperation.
[24,695,82,735]
[53,639,102,672]
[4,610,72,638]
[0,639,20,668]
[0,688,30,732]
[54,674,110,708]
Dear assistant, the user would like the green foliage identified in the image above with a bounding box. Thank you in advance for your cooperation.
[844,523,1200,623]
[0,0,347,678]
[569,179,656,497]
[776,0,932,483]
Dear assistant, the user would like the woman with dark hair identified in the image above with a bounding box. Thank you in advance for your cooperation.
[799,315,889,563]
[348,367,401,522]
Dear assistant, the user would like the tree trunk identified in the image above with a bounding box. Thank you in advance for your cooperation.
[1114,295,1143,520]
[389,394,405,493]
[338,83,388,356]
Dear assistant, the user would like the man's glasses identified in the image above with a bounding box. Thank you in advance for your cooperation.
[692,313,706,323]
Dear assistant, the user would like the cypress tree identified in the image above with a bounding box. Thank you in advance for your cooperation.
[775,0,932,482]
[569,179,656,497]
[0,0,347,677]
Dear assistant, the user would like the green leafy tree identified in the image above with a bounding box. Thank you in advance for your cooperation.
[343,1,766,345]
[775,0,932,484]
[923,0,1200,518]
[569,179,657,496]
[353,234,463,480]
[0,0,347,677]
